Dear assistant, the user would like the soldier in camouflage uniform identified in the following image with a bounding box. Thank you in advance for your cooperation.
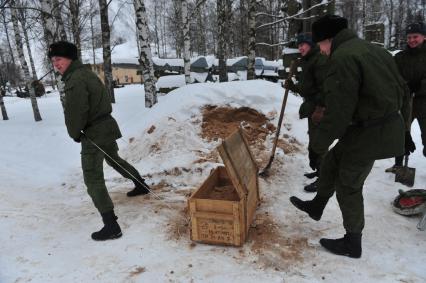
[386,22,426,173]
[289,15,406,258]
[285,32,328,192]
[49,41,150,241]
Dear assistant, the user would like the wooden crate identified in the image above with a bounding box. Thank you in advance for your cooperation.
[188,128,260,246]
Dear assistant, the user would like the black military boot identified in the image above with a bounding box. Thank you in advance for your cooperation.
[127,179,150,197]
[304,179,318,192]
[304,171,318,179]
[289,194,328,221]
[319,233,362,258]
[91,211,122,241]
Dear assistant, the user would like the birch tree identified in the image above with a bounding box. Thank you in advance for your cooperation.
[41,0,67,107]
[99,0,115,103]
[69,0,82,59]
[217,0,228,82]
[1,12,15,63]
[11,2,42,121]
[182,0,190,84]
[52,0,67,41]
[0,93,8,120]
[134,0,157,108]
[17,3,37,80]
[247,0,256,80]
[0,54,8,120]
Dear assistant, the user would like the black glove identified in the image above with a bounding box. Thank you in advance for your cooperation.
[284,78,296,92]
[408,80,421,93]
[405,131,415,155]
[73,135,81,143]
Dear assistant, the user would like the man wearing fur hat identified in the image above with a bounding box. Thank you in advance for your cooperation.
[49,41,151,241]
[289,15,407,258]
[285,32,328,192]
[386,22,426,173]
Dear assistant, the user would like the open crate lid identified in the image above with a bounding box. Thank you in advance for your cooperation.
[217,127,259,199]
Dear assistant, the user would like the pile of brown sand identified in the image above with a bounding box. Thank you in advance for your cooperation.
[201,105,275,151]
[200,105,301,166]
[248,212,312,270]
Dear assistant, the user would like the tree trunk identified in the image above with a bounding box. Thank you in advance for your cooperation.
[52,0,68,41]
[153,2,160,56]
[182,0,191,84]
[225,0,233,57]
[41,0,66,108]
[69,0,82,59]
[1,10,16,66]
[11,4,42,122]
[134,0,158,108]
[247,0,256,80]
[90,12,96,66]
[387,0,394,48]
[217,0,228,82]
[0,93,9,120]
[196,5,206,56]
[99,0,115,103]
[18,9,37,80]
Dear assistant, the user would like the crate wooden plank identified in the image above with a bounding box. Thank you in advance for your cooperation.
[188,127,260,246]
[195,217,237,245]
[218,128,258,199]
[192,211,235,221]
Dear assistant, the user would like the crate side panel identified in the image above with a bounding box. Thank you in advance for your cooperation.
[195,217,237,245]
[190,167,220,199]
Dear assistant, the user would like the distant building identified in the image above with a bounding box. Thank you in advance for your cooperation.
[364,23,385,46]
[91,60,143,85]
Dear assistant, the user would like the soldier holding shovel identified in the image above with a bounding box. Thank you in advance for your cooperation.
[386,22,426,176]
[49,41,151,241]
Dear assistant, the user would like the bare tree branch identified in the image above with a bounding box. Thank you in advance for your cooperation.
[256,41,291,47]
[256,0,331,30]
[0,0,11,10]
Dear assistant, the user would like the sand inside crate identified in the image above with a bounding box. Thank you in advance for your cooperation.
[205,185,240,201]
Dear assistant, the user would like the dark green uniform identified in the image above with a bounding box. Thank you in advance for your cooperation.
[312,29,406,233]
[395,42,426,157]
[62,60,144,213]
[292,47,328,171]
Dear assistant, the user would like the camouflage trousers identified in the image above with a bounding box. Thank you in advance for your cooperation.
[81,140,143,213]
[317,142,375,233]
[308,118,322,171]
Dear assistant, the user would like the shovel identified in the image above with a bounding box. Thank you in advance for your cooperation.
[259,59,298,177]
[395,93,416,187]
[395,155,416,187]
[418,211,426,231]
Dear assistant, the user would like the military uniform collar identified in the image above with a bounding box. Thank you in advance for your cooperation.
[303,46,320,60]
[330,29,358,55]
[61,60,84,81]
[405,42,426,55]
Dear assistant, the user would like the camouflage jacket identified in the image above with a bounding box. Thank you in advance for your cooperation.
[61,60,122,146]
[311,29,406,161]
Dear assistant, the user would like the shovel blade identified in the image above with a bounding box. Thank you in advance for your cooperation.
[395,166,416,187]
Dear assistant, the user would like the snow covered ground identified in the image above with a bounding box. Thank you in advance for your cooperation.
[0,81,425,283]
